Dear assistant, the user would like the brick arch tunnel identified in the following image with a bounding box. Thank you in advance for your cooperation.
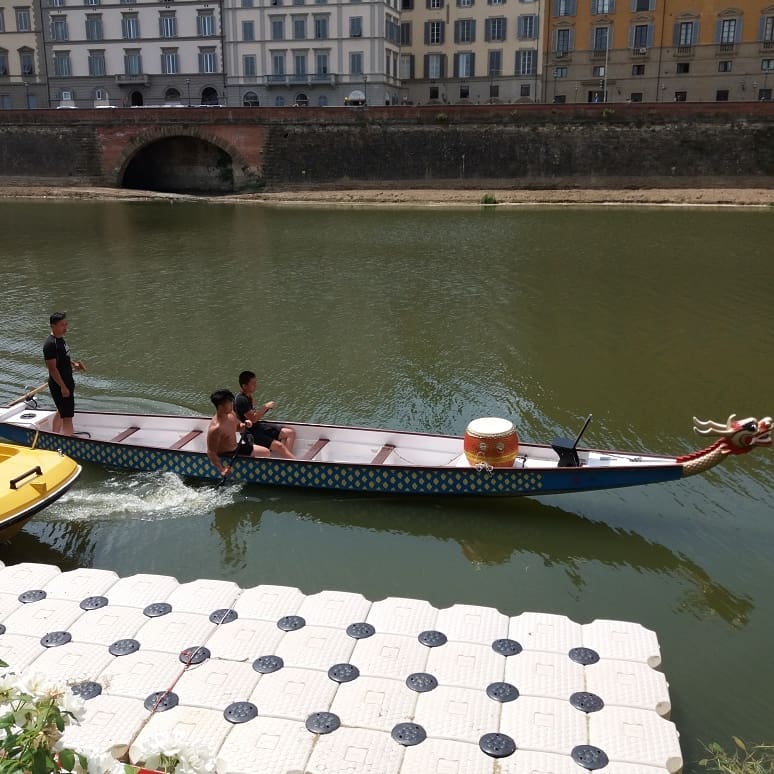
[121,135,239,194]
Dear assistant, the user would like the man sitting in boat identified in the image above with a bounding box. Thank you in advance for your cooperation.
[233,370,296,457]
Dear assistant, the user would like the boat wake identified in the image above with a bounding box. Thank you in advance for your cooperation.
[49,471,239,522]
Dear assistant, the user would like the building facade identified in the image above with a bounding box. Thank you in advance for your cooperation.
[0,1,46,108]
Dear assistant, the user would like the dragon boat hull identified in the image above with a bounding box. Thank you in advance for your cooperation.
[0,405,714,497]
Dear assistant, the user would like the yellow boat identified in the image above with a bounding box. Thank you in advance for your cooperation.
[0,442,81,542]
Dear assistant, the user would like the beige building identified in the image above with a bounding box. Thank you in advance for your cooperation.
[398,0,546,104]
[0,1,45,108]
[40,0,226,108]
[222,0,402,107]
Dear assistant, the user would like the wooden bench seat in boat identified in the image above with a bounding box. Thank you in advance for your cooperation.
[371,444,395,465]
[170,430,203,450]
[302,438,329,461]
[110,427,141,443]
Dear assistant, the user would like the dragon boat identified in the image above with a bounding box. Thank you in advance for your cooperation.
[0,393,768,496]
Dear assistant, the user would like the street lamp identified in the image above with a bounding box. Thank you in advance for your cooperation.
[185,77,191,107]
[363,73,367,105]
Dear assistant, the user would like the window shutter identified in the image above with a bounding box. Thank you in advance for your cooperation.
[454,20,460,42]
[471,19,476,40]
[515,49,522,74]
[630,0,635,10]
[424,21,430,43]
[423,52,430,76]
[692,21,699,44]
[714,19,721,43]
[671,21,679,45]
[591,0,597,13]
[439,21,445,43]
[440,53,446,77]
[609,0,615,12]
[569,0,576,15]
[453,52,459,77]
[409,54,415,78]
[552,0,559,16]
[470,53,475,75]
[569,28,575,48]
[426,0,432,8]
[759,15,767,41]
[485,18,491,40]
[502,18,507,38]
[518,15,525,36]
[735,17,742,42]
[647,23,653,46]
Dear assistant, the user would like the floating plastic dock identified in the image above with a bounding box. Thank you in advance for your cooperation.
[0,562,682,773]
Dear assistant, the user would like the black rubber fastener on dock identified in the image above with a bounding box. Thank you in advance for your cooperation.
[224,702,258,724]
[328,663,360,683]
[570,691,605,713]
[0,624,5,635]
[418,630,447,647]
[71,681,102,700]
[479,732,517,758]
[572,745,610,770]
[144,691,179,712]
[18,589,46,603]
[80,596,109,610]
[277,615,306,631]
[109,638,140,656]
[306,712,340,734]
[492,638,522,656]
[180,646,211,665]
[253,655,284,674]
[210,608,238,624]
[143,602,172,618]
[405,673,438,693]
[569,646,600,665]
[391,723,427,746]
[486,682,520,702]
[346,622,375,639]
[41,631,72,648]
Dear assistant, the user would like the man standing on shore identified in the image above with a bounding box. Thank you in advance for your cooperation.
[43,312,85,436]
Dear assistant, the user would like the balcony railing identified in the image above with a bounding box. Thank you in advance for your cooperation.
[630,47,648,56]
[761,39,774,50]
[591,47,608,58]
[675,45,694,56]
[116,73,148,84]
[717,43,736,54]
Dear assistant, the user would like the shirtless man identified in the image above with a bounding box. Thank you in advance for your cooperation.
[233,370,296,457]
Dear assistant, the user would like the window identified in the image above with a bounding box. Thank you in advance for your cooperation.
[20,49,34,74]
[52,16,69,41]
[242,20,254,40]
[315,52,328,75]
[164,87,180,101]
[53,50,71,76]
[272,52,285,76]
[520,84,530,96]
[243,0,254,6]
[674,90,686,101]
[124,49,141,74]
[555,27,571,52]
[85,0,99,6]
[631,63,644,75]
[161,48,178,73]
[515,48,536,74]
[763,16,774,43]
[426,20,443,44]
[399,52,413,78]
[243,90,259,106]
[198,12,215,36]
[426,52,444,78]
[489,0,504,5]
[490,84,499,98]
[715,89,729,101]
[0,96,10,110]
[718,60,732,72]
[242,54,256,76]
[50,0,65,7]
[429,85,439,99]
[428,0,443,7]
[458,0,473,6]
[676,61,689,73]
[318,94,327,106]
[459,83,469,98]
[555,0,575,18]
[350,16,362,36]
[294,52,306,74]
[632,0,651,10]
[676,21,695,46]
[629,92,642,101]
[271,19,284,39]
[554,65,567,76]
[85,15,103,40]
[160,13,176,38]
[488,49,501,75]
[16,8,31,32]
[0,51,7,76]
[121,14,139,39]
[517,15,537,39]
[293,17,306,39]
[718,19,736,45]
[456,51,474,77]
[593,26,609,50]
[632,24,649,48]
[400,21,411,44]
[0,10,4,32]
[402,0,413,8]
[349,51,362,74]
[592,64,605,76]
[88,49,106,75]
[485,17,505,41]
[763,59,774,71]
[198,47,217,73]
[314,16,328,38]
[275,95,285,106]
[592,0,612,13]
[455,19,475,43]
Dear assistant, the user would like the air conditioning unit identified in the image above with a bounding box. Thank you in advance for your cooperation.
[637,47,648,54]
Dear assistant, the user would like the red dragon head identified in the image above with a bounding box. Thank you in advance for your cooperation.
[692,414,773,456]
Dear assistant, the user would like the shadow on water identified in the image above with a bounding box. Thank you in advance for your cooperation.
[209,487,753,629]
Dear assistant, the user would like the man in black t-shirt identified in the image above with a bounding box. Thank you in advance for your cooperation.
[234,370,295,458]
[43,312,85,435]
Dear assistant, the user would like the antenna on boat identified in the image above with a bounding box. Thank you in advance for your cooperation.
[551,414,593,468]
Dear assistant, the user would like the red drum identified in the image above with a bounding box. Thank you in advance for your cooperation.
[464,417,519,467]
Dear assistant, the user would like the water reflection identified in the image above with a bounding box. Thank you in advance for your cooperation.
[209,491,752,629]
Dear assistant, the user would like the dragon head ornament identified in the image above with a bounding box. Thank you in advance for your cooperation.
[692,414,773,456]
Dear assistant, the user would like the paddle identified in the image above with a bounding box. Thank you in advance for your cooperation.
[5,383,49,408]
[215,431,250,488]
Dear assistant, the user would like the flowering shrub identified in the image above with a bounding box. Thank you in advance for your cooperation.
[0,659,217,774]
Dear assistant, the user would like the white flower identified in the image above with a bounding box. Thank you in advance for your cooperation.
[15,671,59,699]
[60,690,87,723]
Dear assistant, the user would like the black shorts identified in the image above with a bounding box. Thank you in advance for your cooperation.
[49,381,75,419]
[222,437,254,458]
[251,422,281,449]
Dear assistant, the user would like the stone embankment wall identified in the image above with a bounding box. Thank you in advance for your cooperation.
[0,103,772,191]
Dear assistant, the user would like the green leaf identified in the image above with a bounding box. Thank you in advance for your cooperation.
[59,747,76,771]
[55,713,65,732]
